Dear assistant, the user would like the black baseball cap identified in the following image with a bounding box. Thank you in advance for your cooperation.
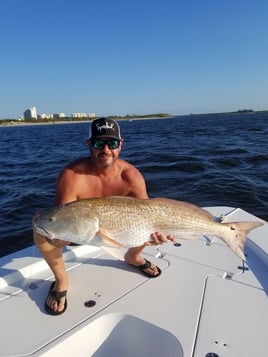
[90,118,122,140]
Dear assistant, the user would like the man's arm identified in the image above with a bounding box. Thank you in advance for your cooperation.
[122,165,149,199]
[54,168,78,205]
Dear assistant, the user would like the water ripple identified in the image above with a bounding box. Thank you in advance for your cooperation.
[1,114,267,257]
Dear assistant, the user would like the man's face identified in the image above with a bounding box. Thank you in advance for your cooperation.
[88,137,122,168]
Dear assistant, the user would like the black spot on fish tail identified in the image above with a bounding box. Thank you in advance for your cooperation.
[221,220,263,260]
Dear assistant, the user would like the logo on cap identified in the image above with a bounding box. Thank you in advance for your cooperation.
[96,122,116,133]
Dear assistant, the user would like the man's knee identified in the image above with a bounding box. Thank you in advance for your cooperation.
[44,237,70,248]
[33,231,68,248]
[33,231,47,245]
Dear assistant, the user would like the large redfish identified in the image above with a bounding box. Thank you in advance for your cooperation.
[33,196,264,260]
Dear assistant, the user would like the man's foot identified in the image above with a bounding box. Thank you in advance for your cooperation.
[125,251,161,278]
[45,281,68,315]
[134,258,161,278]
[124,247,161,278]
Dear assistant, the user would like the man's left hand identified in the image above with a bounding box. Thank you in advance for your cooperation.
[146,232,176,246]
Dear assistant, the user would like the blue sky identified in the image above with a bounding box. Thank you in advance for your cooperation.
[1,0,268,118]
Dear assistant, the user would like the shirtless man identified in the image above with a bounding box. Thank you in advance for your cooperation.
[34,117,175,315]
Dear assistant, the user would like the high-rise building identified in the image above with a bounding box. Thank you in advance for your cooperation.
[24,107,37,120]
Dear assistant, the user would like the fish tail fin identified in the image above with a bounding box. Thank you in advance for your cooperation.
[222,221,263,260]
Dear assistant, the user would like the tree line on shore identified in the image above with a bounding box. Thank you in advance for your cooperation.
[0,113,171,125]
[1,109,267,125]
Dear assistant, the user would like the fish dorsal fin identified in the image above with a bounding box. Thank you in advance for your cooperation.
[98,229,122,248]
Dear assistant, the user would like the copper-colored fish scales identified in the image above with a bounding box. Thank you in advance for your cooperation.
[33,196,264,260]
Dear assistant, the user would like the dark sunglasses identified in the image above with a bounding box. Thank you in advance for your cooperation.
[91,139,120,150]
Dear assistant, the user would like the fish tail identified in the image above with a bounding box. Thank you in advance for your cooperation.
[222,221,263,260]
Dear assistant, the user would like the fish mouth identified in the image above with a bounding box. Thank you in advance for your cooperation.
[34,224,53,239]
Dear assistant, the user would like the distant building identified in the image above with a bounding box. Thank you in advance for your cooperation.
[71,112,95,118]
[23,107,95,120]
[53,113,66,118]
[72,113,85,118]
[38,113,48,119]
[24,107,37,120]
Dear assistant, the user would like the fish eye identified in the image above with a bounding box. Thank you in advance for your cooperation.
[49,217,55,222]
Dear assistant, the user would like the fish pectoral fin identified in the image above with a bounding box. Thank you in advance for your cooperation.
[98,229,122,248]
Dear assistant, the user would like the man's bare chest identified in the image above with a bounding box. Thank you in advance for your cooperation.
[76,175,129,199]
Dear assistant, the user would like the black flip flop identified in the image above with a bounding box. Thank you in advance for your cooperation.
[135,259,162,278]
[45,281,68,315]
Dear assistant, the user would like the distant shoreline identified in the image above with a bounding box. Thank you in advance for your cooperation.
[0,120,91,127]
[1,109,268,127]
[0,115,173,127]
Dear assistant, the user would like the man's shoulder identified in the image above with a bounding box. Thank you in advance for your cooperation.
[117,158,137,172]
[118,159,144,180]
[61,157,89,175]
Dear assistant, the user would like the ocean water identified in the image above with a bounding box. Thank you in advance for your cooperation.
[1,113,267,257]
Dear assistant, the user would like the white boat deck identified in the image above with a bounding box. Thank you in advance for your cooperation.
[0,207,267,357]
